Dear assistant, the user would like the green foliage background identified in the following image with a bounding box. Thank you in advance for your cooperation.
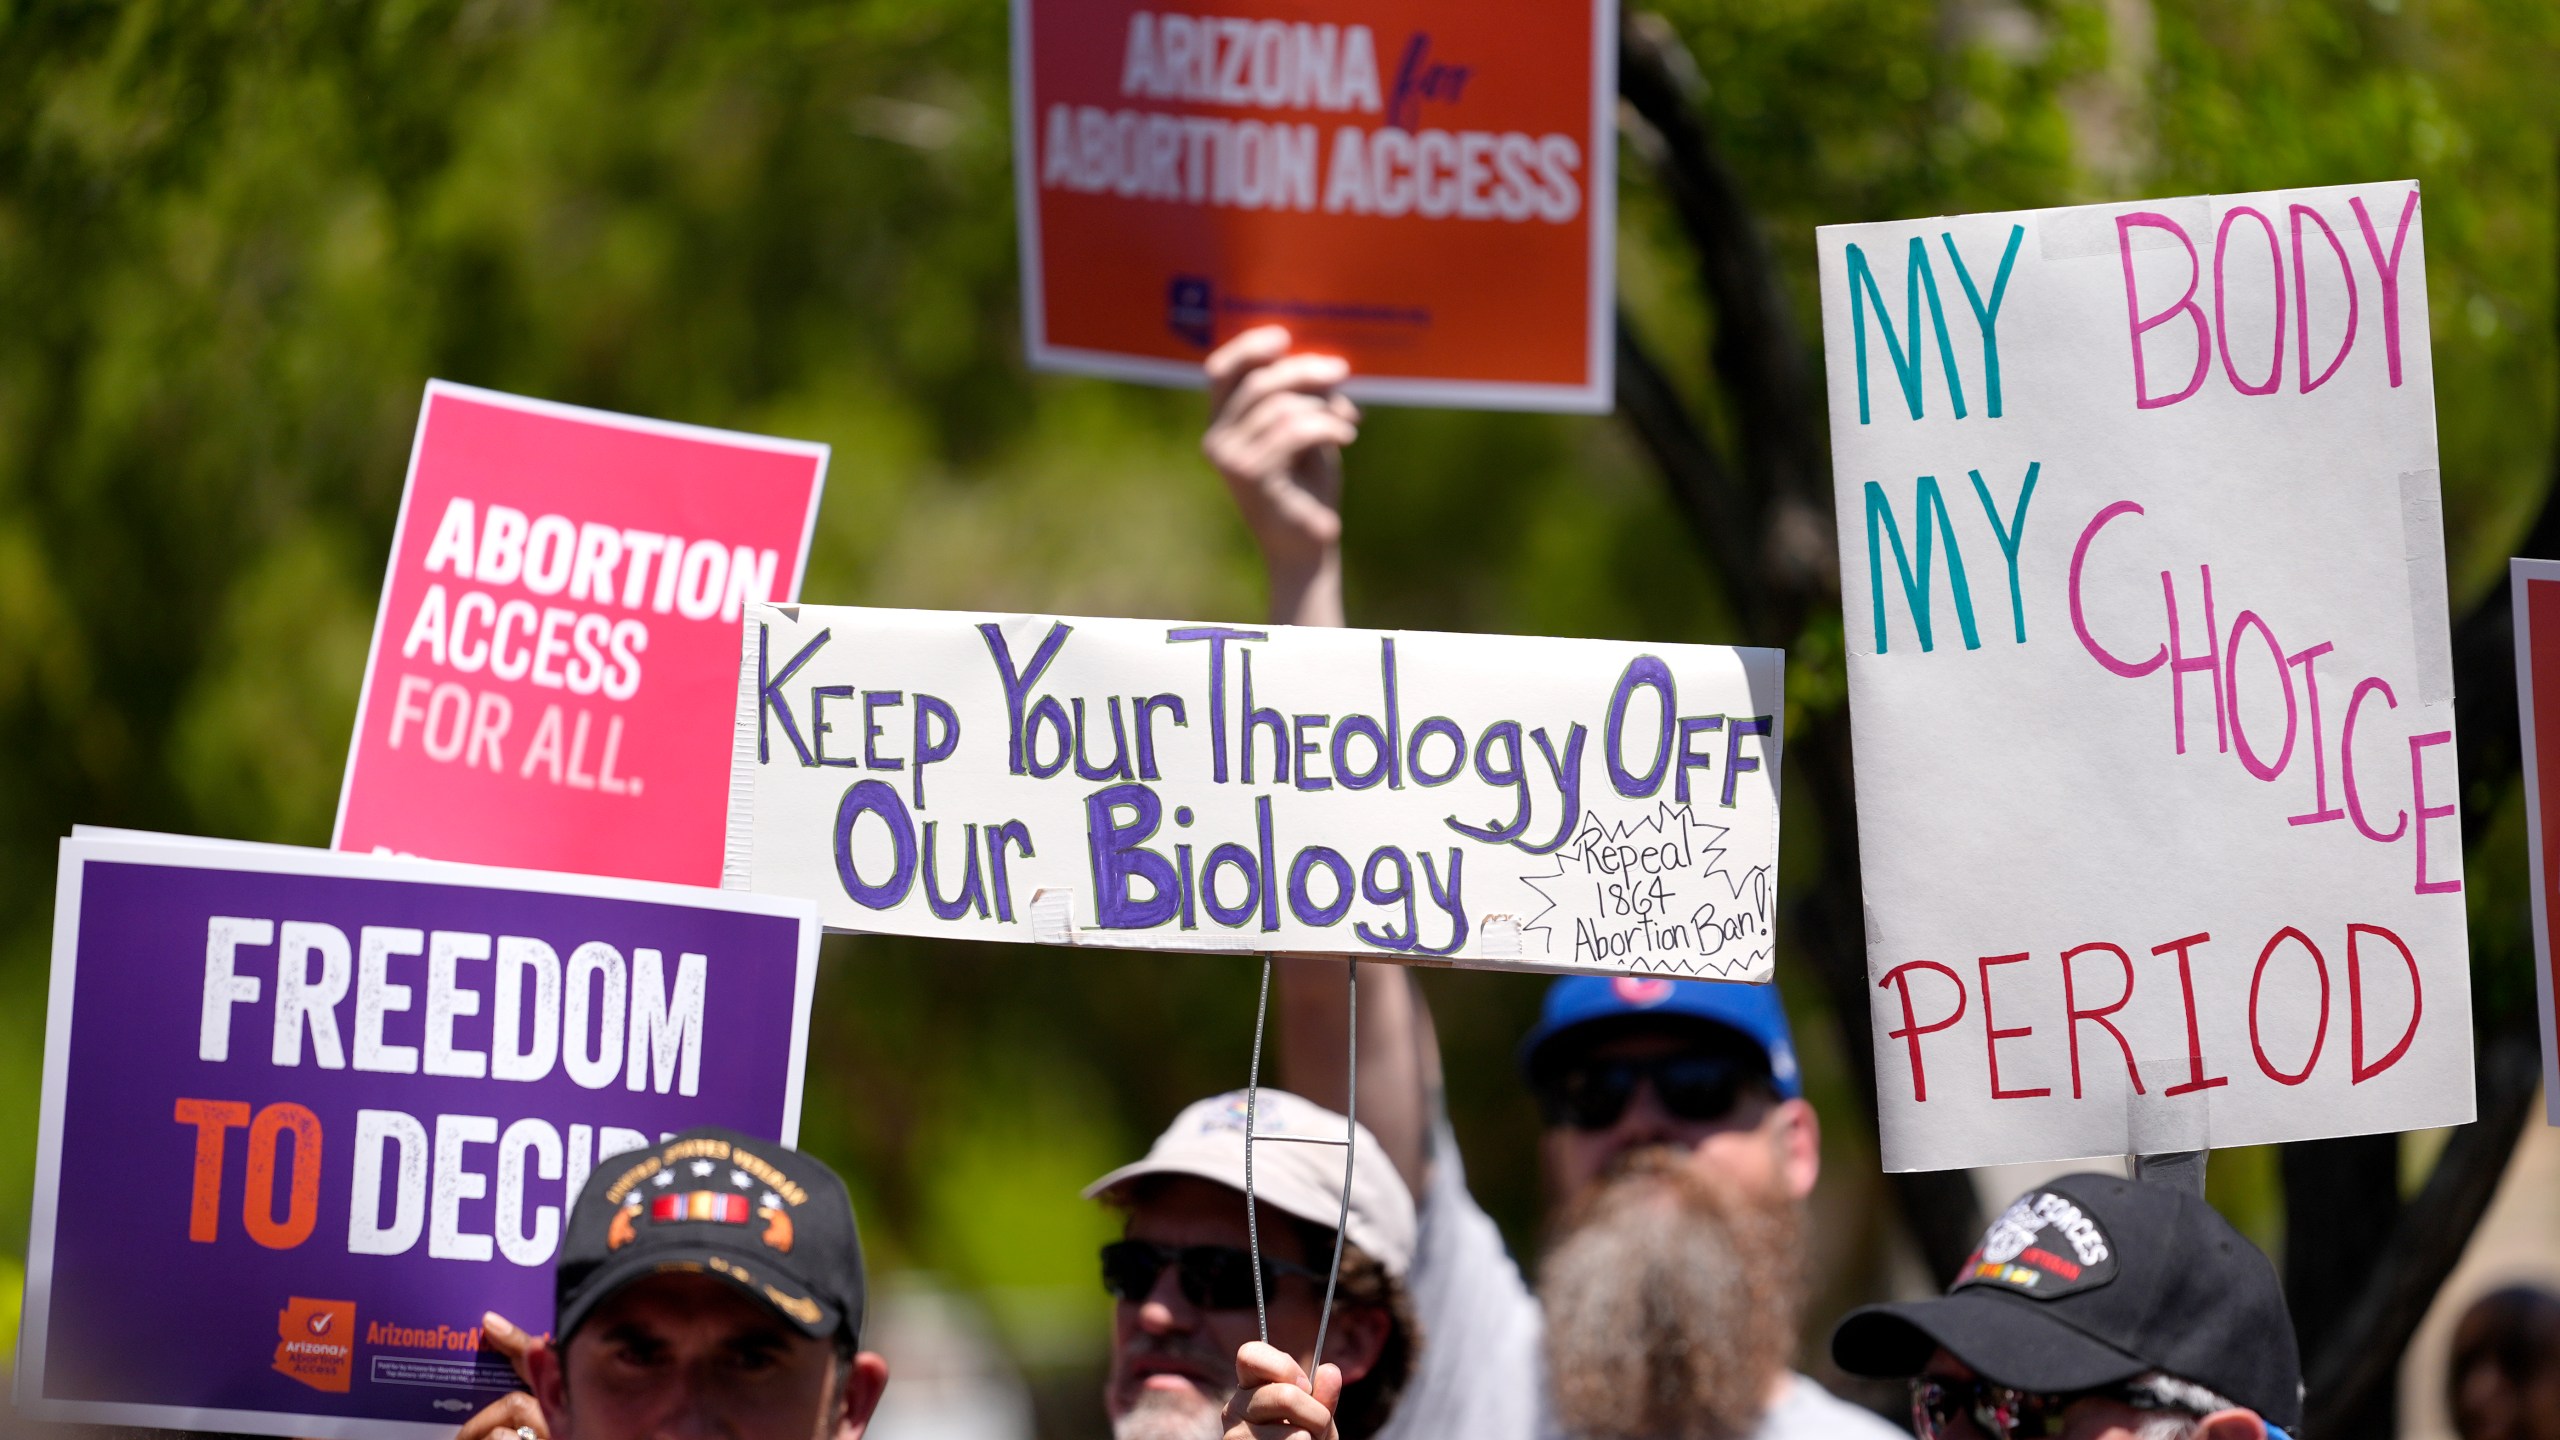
[1,0,2555,1429]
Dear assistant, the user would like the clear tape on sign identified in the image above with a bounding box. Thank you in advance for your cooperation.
[2126,1057,2215,1155]
[2399,469,2455,707]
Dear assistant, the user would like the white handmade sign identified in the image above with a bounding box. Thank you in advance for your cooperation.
[1818,180,2472,1171]
[723,604,1783,977]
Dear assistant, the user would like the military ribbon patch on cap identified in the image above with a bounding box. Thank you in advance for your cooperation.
[1954,1190,2120,1299]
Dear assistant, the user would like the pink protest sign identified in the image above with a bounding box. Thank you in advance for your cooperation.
[336,382,826,886]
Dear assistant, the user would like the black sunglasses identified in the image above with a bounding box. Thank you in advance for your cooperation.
[1531,1052,1757,1131]
[1911,1376,2188,1439]
[1100,1240,1325,1311]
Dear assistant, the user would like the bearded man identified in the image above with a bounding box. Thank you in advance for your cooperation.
[1196,324,1903,1440]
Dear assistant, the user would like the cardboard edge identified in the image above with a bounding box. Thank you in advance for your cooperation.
[724,610,766,894]
[2515,558,2560,1125]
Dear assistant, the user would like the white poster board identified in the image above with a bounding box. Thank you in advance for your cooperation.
[723,604,1784,978]
[1818,180,2472,1171]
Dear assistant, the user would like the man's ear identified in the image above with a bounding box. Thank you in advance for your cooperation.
[2193,1410,2267,1440]
[835,1351,891,1440]
[1771,1097,1820,1200]
[526,1338,569,1438]
[1316,1303,1391,1386]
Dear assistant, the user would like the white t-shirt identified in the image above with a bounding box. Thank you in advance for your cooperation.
[1373,1120,1905,1440]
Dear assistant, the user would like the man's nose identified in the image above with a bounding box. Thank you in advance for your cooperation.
[650,1376,730,1440]
[1602,1078,1681,1150]
[1139,1264,1196,1334]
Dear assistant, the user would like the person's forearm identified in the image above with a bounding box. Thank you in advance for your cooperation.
[1267,543,1343,628]
[1274,955,1435,1196]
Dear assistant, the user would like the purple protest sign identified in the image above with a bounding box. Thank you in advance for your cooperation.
[18,833,819,1440]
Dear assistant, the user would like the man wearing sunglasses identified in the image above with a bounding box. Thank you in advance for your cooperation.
[1199,327,1899,1438]
[1087,1088,1422,1440]
[1831,1174,2302,1440]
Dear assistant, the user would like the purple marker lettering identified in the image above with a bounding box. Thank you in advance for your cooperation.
[833,780,918,911]
[1378,638,1405,789]
[920,821,988,921]
[1675,715,1725,804]
[863,690,906,771]
[1072,696,1135,782]
[1288,845,1355,926]
[1604,656,1676,799]
[1201,843,1261,928]
[810,685,857,768]
[1407,716,1466,786]
[1024,696,1072,780]
[1166,626,1265,783]
[1353,846,1417,952]
[1293,713,1333,792]
[1519,724,1588,855]
[757,624,830,766]
[985,821,1035,923]
[911,694,960,809]
[1134,693,1187,781]
[1414,849,1467,956]
[1722,717,1773,808]
[980,621,1073,776]
[1085,783,1177,929]
[1256,794,1280,931]
[1239,649,1289,785]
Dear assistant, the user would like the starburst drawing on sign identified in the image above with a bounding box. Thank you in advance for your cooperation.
[1519,801,1774,980]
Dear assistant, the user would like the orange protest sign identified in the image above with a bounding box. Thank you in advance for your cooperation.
[1012,0,1617,412]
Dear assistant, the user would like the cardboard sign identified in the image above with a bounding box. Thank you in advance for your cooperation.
[19,832,819,1440]
[2512,559,2560,1122]
[1011,0,1616,411]
[723,604,1783,976]
[336,382,827,886]
[1816,181,2471,1171]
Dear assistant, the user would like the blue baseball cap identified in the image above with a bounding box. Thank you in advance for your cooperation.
[1518,975,1801,1099]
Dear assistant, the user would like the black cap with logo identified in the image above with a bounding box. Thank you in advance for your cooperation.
[1831,1174,2302,1429]
[554,1127,866,1348]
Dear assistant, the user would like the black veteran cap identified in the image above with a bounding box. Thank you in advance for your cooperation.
[1831,1174,2302,1429]
[555,1127,865,1347]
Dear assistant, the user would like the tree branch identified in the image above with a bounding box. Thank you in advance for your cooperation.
[1615,11,1985,1280]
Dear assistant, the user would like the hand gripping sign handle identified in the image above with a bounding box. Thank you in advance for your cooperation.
[1240,955,1359,1366]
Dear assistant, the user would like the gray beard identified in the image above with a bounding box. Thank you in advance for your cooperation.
[1112,1387,1226,1440]
[1536,1149,1805,1440]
